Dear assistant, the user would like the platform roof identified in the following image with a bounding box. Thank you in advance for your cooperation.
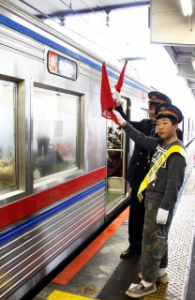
[6,1,150,18]
[5,0,195,97]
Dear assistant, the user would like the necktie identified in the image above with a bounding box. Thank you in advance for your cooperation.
[150,122,156,137]
[147,122,156,166]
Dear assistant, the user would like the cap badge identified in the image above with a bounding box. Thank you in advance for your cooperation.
[160,106,166,112]
[152,95,157,100]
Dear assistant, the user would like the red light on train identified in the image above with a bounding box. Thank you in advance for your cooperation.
[48,52,58,73]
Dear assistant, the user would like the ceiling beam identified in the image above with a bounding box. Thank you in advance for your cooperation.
[178,63,194,72]
[34,2,150,19]
[189,83,195,89]
[175,55,193,64]
[177,72,195,80]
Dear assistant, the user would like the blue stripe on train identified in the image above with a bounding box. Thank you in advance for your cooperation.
[0,181,105,245]
[0,14,149,93]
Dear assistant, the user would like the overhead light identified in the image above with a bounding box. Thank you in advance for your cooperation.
[180,0,192,16]
[119,57,146,62]
[191,58,195,70]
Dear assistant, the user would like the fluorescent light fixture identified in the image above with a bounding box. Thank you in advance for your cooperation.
[191,58,195,70]
[180,0,192,16]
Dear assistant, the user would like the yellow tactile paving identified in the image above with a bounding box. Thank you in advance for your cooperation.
[47,285,170,300]
[47,290,102,300]
[144,282,169,300]
[144,298,166,300]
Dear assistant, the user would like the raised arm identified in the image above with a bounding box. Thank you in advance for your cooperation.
[112,109,159,151]
[114,92,146,130]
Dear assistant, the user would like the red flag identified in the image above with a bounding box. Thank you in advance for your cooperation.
[115,61,128,93]
[100,62,118,124]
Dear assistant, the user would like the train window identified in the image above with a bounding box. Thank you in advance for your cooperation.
[32,88,79,181]
[141,108,148,119]
[0,81,17,193]
[178,119,183,132]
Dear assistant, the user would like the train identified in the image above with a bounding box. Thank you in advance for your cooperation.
[0,1,195,299]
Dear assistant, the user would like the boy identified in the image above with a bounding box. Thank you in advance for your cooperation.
[113,91,184,259]
[113,103,187,298]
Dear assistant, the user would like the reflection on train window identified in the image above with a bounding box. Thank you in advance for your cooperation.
[33,89,79,180]
[0,82,16,193]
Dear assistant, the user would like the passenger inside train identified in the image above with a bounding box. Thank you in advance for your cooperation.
[107,124,123,178]
[0,147,15,191]
[33,137,66,179]
[107,142,122,177]
[115,125,122,140]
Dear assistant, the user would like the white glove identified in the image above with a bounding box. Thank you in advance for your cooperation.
[112,90,121,105]
[156,208,169,225]
[112,109,126,125]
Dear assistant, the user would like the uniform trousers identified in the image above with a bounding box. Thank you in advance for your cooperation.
[141,197,173,283]
[129,189,145,251]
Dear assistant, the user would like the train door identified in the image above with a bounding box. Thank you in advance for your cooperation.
[105,98,127,209]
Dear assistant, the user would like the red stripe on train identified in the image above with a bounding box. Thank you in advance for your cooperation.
[0,167,106,230]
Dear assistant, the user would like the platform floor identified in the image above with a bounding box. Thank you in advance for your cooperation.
[33,164,195,300]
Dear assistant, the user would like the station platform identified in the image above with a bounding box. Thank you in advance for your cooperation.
[32,160,195,300]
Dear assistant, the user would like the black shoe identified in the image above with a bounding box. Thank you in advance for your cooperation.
[120,247,141,259]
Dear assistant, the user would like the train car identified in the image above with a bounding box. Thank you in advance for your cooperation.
[0,1,195,300]
[0,2,152,300]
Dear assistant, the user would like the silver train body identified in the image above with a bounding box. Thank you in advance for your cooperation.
[0,1,195,299]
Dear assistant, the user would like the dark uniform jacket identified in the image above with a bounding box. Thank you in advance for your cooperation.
[116,104,183,191]
[123,122,186,211]
[126,119,153,189]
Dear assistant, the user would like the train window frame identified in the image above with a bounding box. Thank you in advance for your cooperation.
[32,87,83,191]
[0,80,18,197]
[47,51,77,81]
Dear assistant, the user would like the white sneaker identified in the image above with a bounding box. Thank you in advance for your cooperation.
[126,282,156,298]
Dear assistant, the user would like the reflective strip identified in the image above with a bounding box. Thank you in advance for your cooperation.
[137,145,187,201]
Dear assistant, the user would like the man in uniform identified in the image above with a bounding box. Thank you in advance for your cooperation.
[114,91,183,259]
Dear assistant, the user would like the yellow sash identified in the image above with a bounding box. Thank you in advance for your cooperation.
[137,145,187,202]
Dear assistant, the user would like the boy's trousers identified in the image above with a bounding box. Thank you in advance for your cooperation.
[141,197,173,283]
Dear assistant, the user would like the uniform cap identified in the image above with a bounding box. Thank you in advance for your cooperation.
[148,91,172,105]
[155,103,183,123]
